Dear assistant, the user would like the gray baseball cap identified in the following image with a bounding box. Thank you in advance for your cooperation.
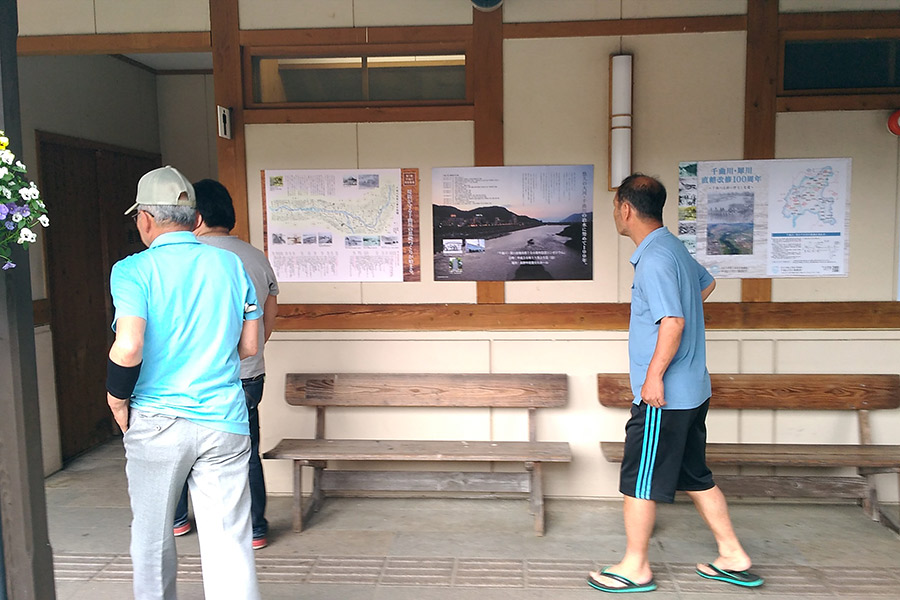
[124,165,196,215]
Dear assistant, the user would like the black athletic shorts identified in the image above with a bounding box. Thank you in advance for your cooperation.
[618,399,714,503]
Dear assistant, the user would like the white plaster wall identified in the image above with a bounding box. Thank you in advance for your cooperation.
[774,110,900,302]
[238,0,472,30]
[504,0,747,22]
[157,74,218,182]
[16,0,209,35]
[628,31,746,303]
[503,36,620,304]
[16,0,96,35]
[504,32,746,303]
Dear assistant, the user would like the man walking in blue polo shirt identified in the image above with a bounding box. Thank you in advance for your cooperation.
[588,174,762,593]
[106,166,261,600]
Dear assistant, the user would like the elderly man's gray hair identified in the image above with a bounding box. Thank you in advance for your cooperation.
[137,203,197,228]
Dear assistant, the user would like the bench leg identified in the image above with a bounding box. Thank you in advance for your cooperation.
[309,465,325,514]
[293,461,304,533]
[527,462,545,537]
[860,471,879,522]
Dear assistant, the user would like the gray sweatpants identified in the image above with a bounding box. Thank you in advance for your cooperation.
[124,410,260,600]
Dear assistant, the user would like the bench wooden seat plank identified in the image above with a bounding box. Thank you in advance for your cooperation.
[267,439,573,463]
[597,373,900,532]
[266,373,572,536]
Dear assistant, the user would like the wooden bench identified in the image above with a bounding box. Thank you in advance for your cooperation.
[264,373,572,536]
[597,373,900,532]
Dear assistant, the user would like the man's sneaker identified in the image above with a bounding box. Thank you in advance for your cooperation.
[251,536,267,550]
[173,522,192,537]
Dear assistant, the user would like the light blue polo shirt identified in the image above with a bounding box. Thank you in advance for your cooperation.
[628,227,713,410]
[110,231,262,435]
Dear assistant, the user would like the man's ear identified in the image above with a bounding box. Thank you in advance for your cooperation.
[193,213,203,232]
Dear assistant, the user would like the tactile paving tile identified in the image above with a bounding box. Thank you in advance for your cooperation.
[454,558,526,587]
[52,553,115,581]
[525,558,596,588]
[54,552,900,596]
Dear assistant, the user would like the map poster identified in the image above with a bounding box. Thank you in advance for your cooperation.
[678,158,850,278]
[262,168,419,282]
[432,165,594,281]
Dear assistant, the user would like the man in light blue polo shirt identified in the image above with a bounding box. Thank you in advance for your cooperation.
[588,174,762,594]
[106,166,261,600]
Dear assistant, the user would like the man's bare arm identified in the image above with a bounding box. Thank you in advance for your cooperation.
[107,316,146,433]
[239,318,259,360]
[263,294,278,343]
[640,316,685,409]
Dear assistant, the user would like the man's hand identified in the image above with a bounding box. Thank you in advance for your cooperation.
[108,394,129,433]
[641,375,666,408]
[641,316,685,409]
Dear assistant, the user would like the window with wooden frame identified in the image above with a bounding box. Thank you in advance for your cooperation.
[780,30,900,96]
[245,44,470,108]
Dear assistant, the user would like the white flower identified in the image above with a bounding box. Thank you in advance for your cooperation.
[0,150,13,165]
[11,212,22,222]
[18,187,29,198]
[38,214,49,227]
[15,160,25,169]
[17,227,36,244]
[2,188,10,199]
[0,166,7,178]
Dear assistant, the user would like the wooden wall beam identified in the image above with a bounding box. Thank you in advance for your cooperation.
[778,94,900,113]
[504,15,746,39]
[780,10,900,31]
[17,31,210,55]
[240,25,471,47]
[275,301,900,331]
[244,105,475,125]
[741,0,779,303]
[210,0,250,242]
[473,6,505,305]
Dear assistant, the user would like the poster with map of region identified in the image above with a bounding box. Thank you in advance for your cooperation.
[262,168,420,282]
[678,159,850,278]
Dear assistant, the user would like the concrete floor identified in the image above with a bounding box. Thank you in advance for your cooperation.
[45,439,900,599]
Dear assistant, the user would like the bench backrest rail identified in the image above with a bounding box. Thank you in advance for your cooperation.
[287,373,568,442]
[598,373,900,446]
[597,373,900,410]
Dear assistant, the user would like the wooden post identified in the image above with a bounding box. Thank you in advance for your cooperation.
[741,0,778,303]
[473,5,506,305]
[0,2,57,598]
[210,0,250,242]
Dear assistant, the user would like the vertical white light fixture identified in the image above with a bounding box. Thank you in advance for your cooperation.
[609,54,633,190]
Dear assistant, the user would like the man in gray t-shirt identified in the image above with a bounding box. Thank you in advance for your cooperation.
[173,179,279,549]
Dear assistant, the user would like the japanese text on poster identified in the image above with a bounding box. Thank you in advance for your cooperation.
[678,159,850,278]
[262,168,419,282]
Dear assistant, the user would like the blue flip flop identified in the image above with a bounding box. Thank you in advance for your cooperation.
[587,569,657,593]
[696,563,764,587]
